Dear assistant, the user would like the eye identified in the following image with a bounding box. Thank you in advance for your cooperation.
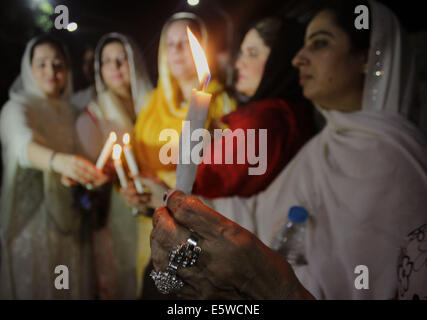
[53,60,65,69]
[118,55,127,63]
[311,39,328,50]
[102,57,111,65]
[248,49,259,58]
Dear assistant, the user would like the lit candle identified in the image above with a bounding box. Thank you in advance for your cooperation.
[96,131,117,169]
[175,27,212,195]
[122,133,144,193]
[112,144,128,188]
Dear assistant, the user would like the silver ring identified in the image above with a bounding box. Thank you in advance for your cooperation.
[169,235,201,268]
[150,266,184,295]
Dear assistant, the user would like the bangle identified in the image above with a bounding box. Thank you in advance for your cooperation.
[49,152,57,172]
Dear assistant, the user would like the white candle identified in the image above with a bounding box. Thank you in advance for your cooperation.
[175,28,212,195]
[112,144,128,188]
[96,131,117,169]
[122,133,144,193]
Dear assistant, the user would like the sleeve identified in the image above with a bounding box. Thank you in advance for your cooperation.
[0,102,33,168]
[192,100,296,198]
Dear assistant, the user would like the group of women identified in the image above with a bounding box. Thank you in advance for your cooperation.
[0,0,426,300]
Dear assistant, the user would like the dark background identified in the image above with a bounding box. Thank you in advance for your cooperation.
[1,0,427,106]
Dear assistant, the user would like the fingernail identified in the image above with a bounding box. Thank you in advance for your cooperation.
[163,189,177,206]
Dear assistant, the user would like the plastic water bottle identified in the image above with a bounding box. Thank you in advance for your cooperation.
[272,206,309,267]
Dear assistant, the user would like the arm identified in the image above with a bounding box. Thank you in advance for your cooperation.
[27,141,107,187]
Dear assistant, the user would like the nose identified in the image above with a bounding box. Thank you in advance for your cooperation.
[235,54,245,72]
[292,46,309,68]
[114,59,121,69]
[46,62,55,78]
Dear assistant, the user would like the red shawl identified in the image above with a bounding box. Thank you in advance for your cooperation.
[192,98,314,198]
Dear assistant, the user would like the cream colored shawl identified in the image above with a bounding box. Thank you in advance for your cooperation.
[211,0,427,299]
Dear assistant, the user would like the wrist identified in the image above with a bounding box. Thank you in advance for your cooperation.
[240,239,312,300]
[51,152,65,174]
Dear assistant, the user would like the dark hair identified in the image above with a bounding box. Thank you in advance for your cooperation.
[30,34,68,65]
[99,37,125,64]
[311,0,371,52]
[243,17,306,103]
[252,17,283,49]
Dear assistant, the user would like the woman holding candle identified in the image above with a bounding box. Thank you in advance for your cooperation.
[149,0,427,299]
[191,17,316,199]
[130,12,235,297]
[0,35,105,299]
[74,33,153,299]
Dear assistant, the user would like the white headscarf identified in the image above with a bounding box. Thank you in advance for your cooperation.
[0,35,77,240]
[2,35,75,169]
[88,32,152,135]
[0,36,96,299]
[259,0,427,299]
[210,0,427,300]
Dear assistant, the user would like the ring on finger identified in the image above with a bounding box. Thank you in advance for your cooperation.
[169,235,201,268]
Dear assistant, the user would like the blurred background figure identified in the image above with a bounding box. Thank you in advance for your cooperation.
[129,12,235,298]
[75,32,152,299]
[71,45,96,110]
[192,17,316,201]
[0,35,106,299]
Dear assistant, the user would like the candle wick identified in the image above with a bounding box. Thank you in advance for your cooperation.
[201,73,210,92]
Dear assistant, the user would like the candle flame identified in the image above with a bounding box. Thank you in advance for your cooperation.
[187,27,210,90]
[109,131,117,142]
[112,144,122,160]
[123,133,130,145]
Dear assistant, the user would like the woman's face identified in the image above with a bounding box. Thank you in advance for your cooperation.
[292,10,366,111]
[235,28,271,98]
[165,20,197,81]
[31,43,68,98]
[101,41,131,95]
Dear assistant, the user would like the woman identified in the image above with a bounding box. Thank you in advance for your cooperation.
[76,33,152,160]
[130,12,235,296]
[192,17,315,199]
[75,33,152,299]
[0,35,106,299]
[149,0,427,300]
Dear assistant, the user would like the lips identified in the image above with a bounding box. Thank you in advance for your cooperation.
[299,74,312,85]
[237,72,246,80]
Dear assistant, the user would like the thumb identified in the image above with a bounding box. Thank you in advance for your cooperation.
[165,189,232,239]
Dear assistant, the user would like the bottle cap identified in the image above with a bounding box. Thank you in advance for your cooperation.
[288,206,309,223]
